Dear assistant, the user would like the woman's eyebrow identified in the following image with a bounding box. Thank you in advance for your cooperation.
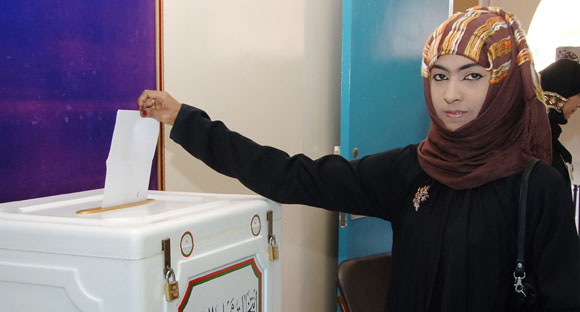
[431,62,480,72]
[432,64,447,71]
[459,62,480,70]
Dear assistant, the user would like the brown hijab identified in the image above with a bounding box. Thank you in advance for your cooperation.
[417,6,551,190]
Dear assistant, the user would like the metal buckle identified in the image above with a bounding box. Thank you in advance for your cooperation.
[513,272,527,297]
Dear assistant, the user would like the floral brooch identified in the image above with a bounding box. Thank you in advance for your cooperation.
[413,185,430,211]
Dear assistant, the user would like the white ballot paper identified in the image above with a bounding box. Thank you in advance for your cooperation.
[101,110,159,208]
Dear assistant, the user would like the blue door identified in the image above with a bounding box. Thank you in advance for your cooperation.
[338,0,449,265]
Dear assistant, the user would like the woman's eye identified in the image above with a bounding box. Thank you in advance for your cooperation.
[464,73,483,80]
[433,73,447,81]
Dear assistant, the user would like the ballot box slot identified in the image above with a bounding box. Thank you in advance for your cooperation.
[76,199,156,215]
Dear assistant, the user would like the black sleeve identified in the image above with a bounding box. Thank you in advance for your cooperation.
[169,104,409,220]
[528,163,580,310]
[548,108,573,187]
[548,108,566,140]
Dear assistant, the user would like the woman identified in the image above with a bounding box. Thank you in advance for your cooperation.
[139,7,580,311]
[540,58,580,190]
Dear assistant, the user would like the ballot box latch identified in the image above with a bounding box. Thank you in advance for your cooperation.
[162,238,180,301]
[267,210,280,261]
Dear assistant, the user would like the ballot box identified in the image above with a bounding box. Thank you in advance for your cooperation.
[0,189,282,312]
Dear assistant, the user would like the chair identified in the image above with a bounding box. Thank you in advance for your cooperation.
[336,252,393,312]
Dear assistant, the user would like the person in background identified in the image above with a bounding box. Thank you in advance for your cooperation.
[540,58,580,190]
[138,7,580,312]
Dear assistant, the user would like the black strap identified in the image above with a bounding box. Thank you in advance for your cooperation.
[515,159,540,277]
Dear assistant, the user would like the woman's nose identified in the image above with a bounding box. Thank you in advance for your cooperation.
[443,81,462,104]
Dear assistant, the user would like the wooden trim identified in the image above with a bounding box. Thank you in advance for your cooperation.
[155,0,166,191]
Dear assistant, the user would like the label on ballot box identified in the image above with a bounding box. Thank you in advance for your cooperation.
[179,257,262,312]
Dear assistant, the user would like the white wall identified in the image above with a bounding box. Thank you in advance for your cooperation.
[162,0,341,311]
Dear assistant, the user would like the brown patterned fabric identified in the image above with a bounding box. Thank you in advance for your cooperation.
[417,6,552,190]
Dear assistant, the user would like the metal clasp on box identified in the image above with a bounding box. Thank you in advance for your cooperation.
[267,210,279,261]
[162,238,180,301]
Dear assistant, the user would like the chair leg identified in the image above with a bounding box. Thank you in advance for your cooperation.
[337,295,349,312]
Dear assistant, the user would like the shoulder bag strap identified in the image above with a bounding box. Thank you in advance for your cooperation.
[514,158,541,298]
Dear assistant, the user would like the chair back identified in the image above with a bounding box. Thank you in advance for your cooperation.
[336,252,393,312]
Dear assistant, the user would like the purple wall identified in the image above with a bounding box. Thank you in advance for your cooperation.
[0,1,158,203]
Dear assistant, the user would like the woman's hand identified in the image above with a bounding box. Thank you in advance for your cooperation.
[137,90,181,125]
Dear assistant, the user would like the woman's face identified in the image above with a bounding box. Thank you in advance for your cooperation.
[430,55,490,131]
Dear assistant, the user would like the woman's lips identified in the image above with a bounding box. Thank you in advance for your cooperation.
[445,110,467,118]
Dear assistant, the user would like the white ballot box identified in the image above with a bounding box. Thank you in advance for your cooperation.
[0,189,282,312]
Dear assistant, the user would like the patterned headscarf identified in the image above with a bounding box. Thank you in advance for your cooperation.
[417,6,552,190]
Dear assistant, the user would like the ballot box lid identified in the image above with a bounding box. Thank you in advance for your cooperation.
[0,189,280,260]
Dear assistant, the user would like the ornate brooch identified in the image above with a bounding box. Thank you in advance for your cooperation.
[413,185,430,211]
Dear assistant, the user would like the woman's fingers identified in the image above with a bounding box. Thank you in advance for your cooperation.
[138,90,161,110]
[137,90,181,125]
